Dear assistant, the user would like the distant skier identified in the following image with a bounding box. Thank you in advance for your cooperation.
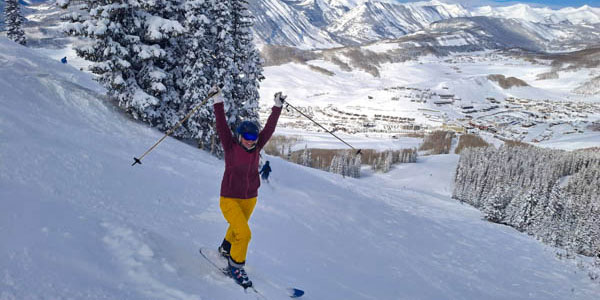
[259,161,272,183]
[212,86,286,289]
[61,56,67,64]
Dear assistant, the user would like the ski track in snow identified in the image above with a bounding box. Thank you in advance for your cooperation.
[101,222,201,300]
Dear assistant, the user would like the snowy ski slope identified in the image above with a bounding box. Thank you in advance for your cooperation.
[1,38,600,299]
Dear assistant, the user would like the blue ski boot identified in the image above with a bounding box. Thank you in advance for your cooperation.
[228,263,252,289]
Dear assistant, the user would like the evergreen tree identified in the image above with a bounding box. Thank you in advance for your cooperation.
[5,0,26,45]
[139,0,187,135]
[61,0,185,131]
[300,145,312,167]
[352,153,362,178]
[541,181,566,246]
[330,155,342,175]
[230,0,263,123]
[340,152,349,177]
[182,0,216,153]
[383,151,393,173]
[504,190,538,230]
[210,0,236,128]
[60,0,263,158]
[62,0,145,111]
[455,144,600,257]
[483,185,509,223]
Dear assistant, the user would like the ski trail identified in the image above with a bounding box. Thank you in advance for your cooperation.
[199,248,295,300]
[101,222,202,300]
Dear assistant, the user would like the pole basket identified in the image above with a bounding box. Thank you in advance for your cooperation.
[132,157,142,166]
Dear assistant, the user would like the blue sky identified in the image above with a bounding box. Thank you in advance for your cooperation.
[395,0,600,8]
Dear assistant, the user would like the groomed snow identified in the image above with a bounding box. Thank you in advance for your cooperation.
[2,38,600,299]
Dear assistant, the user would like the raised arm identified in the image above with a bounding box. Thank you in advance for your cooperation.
[257,106,281,150]
[257,92,286,150]
[214,102,233,150]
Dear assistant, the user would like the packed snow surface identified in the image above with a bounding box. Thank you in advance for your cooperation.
[2,38,600,299]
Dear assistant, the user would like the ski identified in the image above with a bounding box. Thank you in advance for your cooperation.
[199,248,266,299]
[198,248,304,298]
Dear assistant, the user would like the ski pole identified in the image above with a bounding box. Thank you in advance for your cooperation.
[284,100,361,155]
[131,89,220,166]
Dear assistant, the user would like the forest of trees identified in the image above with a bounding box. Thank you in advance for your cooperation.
[281,147,417,178]
[58,0,262,157]
[454,144,600,258]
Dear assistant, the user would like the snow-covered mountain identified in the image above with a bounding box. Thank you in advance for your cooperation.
[249,0,342,49]
[248,0,600,49]
[418,16,600,53]
[327,0,471,44]
[284,0,365,26]
[248,0,372,48]
[10,0,600,52]
[474,3,600,25]
[250,0,472,47]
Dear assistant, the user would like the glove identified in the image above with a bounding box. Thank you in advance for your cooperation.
[209,85,224,104]
[274,92,287,108]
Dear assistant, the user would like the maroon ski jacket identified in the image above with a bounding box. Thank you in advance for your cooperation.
[214,102,281,199]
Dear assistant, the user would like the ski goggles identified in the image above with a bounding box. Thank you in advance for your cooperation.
[241,132,258,141]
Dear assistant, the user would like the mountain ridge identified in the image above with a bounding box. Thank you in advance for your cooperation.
[8,1,600,53]
[249,0,600,50]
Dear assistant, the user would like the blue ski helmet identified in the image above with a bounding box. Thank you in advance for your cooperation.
[236,121,259,141]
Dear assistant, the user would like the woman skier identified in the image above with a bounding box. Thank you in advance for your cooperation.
[212,87,286,288]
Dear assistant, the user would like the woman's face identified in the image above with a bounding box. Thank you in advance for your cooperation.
[240,136,257,149]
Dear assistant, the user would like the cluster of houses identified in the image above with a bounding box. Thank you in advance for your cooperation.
[461,96,600,141]
[384,86,432,103]
[260,87,600,142]
[259,101,425,135]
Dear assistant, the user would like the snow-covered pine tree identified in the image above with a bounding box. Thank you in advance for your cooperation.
[504,190,538,230]
[61,0,263,157]
[320,151,358,178]
[454,144,600,258]
[483,185,509,223]
[352,153,362,178]
[210,0,236,129]
[330,155,343,175]
[329,155,337,174]
[536,180,566,246]
[139,0,187,134]
[371,153,379,172]
[341,152,349,177]
[60,0,185,134]
[61,0,146,111]
[230,0,263,123]
[182,0,217,153]
[5,0,26,45]
[382,151,393,173]
[300,145,312,167]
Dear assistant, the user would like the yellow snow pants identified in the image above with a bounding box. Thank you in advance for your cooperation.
[220,196,257,265]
